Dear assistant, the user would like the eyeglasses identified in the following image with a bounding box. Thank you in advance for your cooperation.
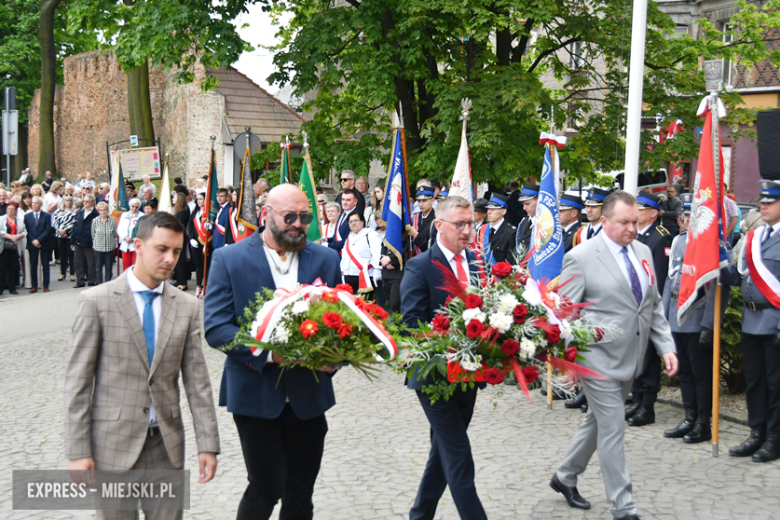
[348,219,362,225]
[439,219,476,230]
[340,178,353,182]
[268,207,314,225]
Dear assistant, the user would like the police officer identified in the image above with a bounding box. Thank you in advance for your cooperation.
[662,193,729,443]
[515,184,539,250]
[409,185,436,254]
[625,191,674,427]
[560,193,584,252]
[571,188,610,247]
[724,180,780,462]
[481,194,518,265]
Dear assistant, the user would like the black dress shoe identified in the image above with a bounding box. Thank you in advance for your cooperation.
[665,408,697,438]
[683,410,711,444]
[752,431,780,462]
[628,405,655,426]
[73,284,86,288]
[550,473,591,510]
[581,403,589,413]
[730,427,767,457]
[87,282,97,287]
[565,392,587,409]
[625,399,642,420]
[9,289,17,294]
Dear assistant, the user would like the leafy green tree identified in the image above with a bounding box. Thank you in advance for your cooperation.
[268,0,780,187]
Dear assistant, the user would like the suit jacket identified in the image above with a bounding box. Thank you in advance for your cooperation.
[485,220,518,265]
[64,273,220,470]
[515,216,533,250]
[23,211,54,250]
[636,221,673,294]
[212,203,232,249]
[725,225,780,335]
[203,233,342,420]
[325,208,355,251]
[0,215,27,255]
[563,221,580,252]
[559,233,675,382]
[400,242,486,390]
[412,210,436,253]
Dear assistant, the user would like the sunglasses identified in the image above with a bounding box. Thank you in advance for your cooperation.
[340,178,353,182]
[268,207,314,225]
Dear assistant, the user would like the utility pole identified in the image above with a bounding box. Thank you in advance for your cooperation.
[622,0,649,195]
[2,87,18,186]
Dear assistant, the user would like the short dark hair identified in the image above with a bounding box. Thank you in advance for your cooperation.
[342,188,360,201]
[347,210,366,224]
[509,181,519,190]
[217,188,229,196]
[173,177,183,185]
[136,210,184,241]
[602,190,636,218]
[173,185,189,196]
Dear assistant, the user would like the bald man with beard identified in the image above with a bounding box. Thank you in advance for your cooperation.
[204,185,342,520]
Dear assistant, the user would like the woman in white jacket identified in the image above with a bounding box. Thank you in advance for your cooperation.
[116,198,142,271]
[340,210,382,300]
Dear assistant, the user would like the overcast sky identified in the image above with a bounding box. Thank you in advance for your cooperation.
[231,5,292,94]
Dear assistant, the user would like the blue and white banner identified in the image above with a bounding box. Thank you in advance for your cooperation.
[528,142,564,282]
[382,128,411,267]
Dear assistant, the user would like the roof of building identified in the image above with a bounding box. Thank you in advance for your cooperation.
[209,67,304,145]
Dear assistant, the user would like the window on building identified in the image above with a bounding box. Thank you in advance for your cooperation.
[673,25,689,38]
[569,41,585,69]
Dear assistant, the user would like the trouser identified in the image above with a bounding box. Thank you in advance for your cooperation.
[233,405,328,520]
[190,246,211,287]
[53,235,60,261]
[58,237,74,276]
[673,331,713,411]
[97,429,182,520]
[74,245,96,285]
[344,275,374,302]
[630,342,661,403]
[383,272,403,313]
[94,250,114,284]
[28,247,52,289]
[410,387,487,520]
[0,248,19,291]
[121,251,136,271]
[557,378,636,519]
[741,333,780,431]
[174,240,189,286]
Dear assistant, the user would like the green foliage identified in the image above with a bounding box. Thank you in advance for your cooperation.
[267,0,780,187]
[0,0,98,123]
[721,287,746,395]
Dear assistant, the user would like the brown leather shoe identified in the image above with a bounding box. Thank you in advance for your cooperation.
[43,288,51,293]
[29,287,38,293]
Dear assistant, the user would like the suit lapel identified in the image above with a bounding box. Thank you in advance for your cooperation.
[430,243,453,274]
[298,244,313,285]
[250,233,277,290]
[150,287,176,376]
[762,227,780,252]
[594,234,638,307]
[115,277,150,371]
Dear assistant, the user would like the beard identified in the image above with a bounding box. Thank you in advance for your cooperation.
[269,216,308,252]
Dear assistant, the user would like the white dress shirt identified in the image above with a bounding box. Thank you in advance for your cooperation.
[601,232,648,298]
[436,234,471,287]
[261,242,301,369]
[126,266,165,426]
[340,228,382,279]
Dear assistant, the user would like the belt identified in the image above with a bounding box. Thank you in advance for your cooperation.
[147,426,160,437]
[746,301,775,312]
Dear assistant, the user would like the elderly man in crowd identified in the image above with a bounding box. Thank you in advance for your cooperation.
[356,176,371,206]
[24,196,55,293]
[71,194,99,288]
[95,182,111,204]
[254,178,270,204]
[140,174,157,197]
[140,186,159,212]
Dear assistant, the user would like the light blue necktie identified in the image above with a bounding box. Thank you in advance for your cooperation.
[140,291,159,366]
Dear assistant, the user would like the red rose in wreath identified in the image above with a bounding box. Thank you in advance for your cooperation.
[432,314,450,332]
[322,311,343,328]
[545,324,562,344]
[513,304,528,324]
[483,367,505,385]
[466,319,485,339]
[564,346,577,362]
[501,339,520,356]
[299,319,319,338]
[335,283,354,294]
[594,328,605,342]
[464,294,483,310]
[491,262,513,279]
[522,365,540,384]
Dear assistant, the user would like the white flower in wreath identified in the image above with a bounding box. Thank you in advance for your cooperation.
[291,300,310,315]
[460,358,481,372]
[249,320,260,339]
[520,338,536,360]
[271,324,290,344]
[497,293,520,314]
[489,312,513,333]
[462,308,487,323]
[549,292,562,310]
[560,321,573,342]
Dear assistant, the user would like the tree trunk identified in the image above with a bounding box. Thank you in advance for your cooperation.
[39,0,63,178]
[126,61,155,144]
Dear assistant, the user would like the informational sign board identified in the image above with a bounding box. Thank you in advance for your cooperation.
[2,110,18,155]
[112,146,161,180]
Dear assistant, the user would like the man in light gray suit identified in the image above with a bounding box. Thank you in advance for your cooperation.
[65,211,220,520]
[550,191,678,520]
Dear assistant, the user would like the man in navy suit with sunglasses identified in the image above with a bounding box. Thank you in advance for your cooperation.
[205,184,342,520]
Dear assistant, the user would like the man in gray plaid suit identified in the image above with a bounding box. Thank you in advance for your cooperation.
[64,211,220,520]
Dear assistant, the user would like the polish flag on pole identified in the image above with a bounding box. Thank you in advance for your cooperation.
[449,98,474,200]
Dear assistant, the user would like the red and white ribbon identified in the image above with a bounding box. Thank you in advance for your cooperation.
[250,285,398,361]
[344,235,372,293]
[539,132,567,149]
[743,229,780,309]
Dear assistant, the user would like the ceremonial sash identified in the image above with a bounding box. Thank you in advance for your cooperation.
[229,207,253,242]
[743,228,780,309]
[215,204,227,235]
[251,284,398,360]
[344,233,373,293]
[194,212,209,245]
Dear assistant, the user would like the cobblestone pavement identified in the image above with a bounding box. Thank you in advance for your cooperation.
[2,290,780,519]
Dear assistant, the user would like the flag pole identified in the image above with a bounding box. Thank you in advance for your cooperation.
[710,92,723,458]
[202,136,216,296]
[397,105,414,258]
[546,113,556,410]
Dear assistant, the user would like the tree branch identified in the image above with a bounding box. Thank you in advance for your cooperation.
[528,36,581,74]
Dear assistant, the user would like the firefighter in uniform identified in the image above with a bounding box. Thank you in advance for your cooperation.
[624,191,674,427]
[571,188,610,247]
[481,194,518,265]
[724,180,780,462]
[560,193,584,253]
[515,184,539,251]
[409,185,436,254]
